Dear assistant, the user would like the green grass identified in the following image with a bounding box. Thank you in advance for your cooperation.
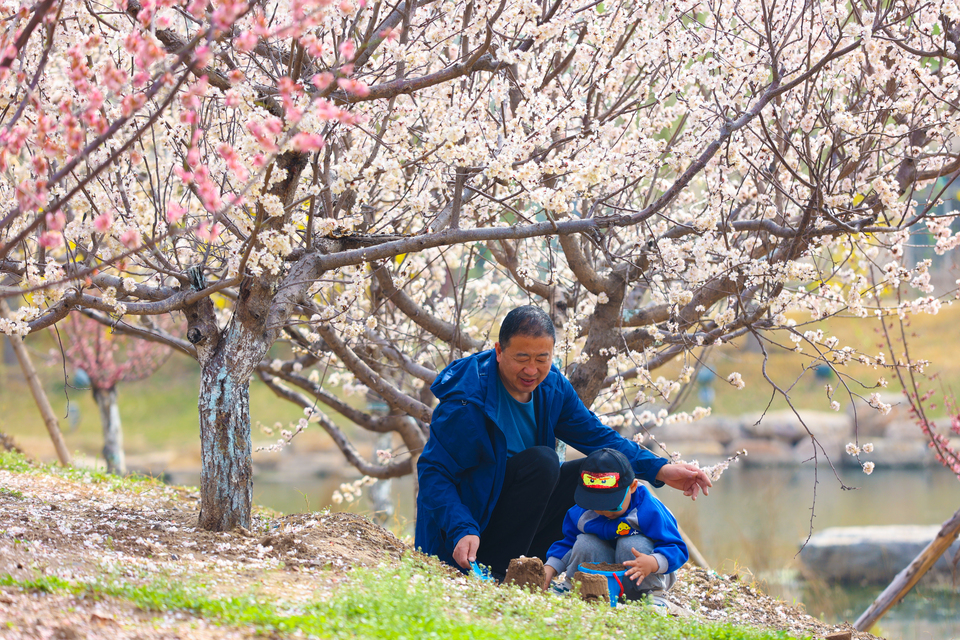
[667,304,960,418]
[0,559,806,640]
[0,450,168,492]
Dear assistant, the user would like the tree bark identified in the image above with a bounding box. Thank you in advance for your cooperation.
[196,356,253,531]
[185,150,311,532]
[92,386,126,475]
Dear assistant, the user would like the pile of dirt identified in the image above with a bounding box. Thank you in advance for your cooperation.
[571,571,609,603]
[504,556,544,591]
[0,465,880,639]
[581,562,627,572]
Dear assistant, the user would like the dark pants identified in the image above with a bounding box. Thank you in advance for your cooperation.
[475,446,583,576]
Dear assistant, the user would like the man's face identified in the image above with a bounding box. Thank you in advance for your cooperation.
[495,333,555,402]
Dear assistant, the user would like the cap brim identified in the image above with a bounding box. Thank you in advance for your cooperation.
[574,484,629,512]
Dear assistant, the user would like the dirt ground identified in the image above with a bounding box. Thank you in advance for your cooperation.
[0,467,879,640]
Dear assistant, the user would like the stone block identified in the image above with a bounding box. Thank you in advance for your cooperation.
[792,436,846,464]
[740,410,851,445]
[656,439,725,462]
[846,393,913,438]
[839,438,936,469]
[653,416,741,446]
[727,438,795,467]
[799,525,960,585]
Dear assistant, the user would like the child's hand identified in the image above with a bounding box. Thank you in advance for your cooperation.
[543,565,557,590]
[624,548,659,584]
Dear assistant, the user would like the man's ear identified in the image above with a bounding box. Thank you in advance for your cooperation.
[630,479,640,491]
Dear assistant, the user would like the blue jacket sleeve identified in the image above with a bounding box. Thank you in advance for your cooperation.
[417,401,484,549]
[634,488,689,573]
[552,374,668,485]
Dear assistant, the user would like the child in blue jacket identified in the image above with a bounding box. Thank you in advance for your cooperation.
[543,448,688,601]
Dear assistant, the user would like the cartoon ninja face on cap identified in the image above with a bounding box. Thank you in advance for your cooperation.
[574,448,635,512]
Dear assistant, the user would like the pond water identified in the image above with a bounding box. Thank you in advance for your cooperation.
[168,465,960,639]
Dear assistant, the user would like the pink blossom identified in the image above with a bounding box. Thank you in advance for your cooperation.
[380,26,402,41]
[196,221,221,242]
[234,31,258,53]
[339,39,356,60]
[300,34,323,57]
[166,203,186,224]
[212,0,248,31]
[194,46,212,68]
[174,167,194,184]
[93,213,113,234]
[120,229,139,248]
[45,212,66,231]
[132,71,150,88]
[186,0,205,18]
[38,231,62,249]
[264,118,283,135]
[312,72,334,90]
[337,78,369,97]
[314,99,342,120]
[121,93,146,117]
[290,132,325,151]
[101,60,127,93]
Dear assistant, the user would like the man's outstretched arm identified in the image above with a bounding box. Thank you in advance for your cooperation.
[656,462,712,500]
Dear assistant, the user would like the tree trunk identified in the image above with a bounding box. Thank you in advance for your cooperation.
[197,359,253,531]
[92,386,126,475]
[185,150,311,532]
[1,300,71,466]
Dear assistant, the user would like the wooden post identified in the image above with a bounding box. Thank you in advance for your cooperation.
[0,299,72,466]
[854,506,960,632]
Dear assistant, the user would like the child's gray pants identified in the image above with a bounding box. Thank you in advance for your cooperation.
[566,533,677,599]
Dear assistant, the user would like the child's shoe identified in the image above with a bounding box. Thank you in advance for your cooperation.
[646,591,670,612]
[548,579,572,596]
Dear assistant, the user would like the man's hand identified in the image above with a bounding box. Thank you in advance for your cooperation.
[543,565,557,590]
[623,548,660,585]
[656,462,712,500]
[453,534,480,569]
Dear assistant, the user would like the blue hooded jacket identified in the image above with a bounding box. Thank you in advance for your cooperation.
[544,484,688,576]
[415,349,669,567]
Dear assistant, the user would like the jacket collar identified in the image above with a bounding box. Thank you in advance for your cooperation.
[482,349,500,421]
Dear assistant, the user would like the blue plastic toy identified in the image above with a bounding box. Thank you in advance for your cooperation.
[577,563,627,607]
[469,561,493,581]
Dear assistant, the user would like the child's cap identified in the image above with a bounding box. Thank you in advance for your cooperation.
[574,448,635,512]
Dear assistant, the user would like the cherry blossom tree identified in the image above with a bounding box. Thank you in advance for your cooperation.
[1,0,960,531]
[59,313,171,474]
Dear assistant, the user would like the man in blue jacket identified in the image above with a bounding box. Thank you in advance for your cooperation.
[415,305,711,576]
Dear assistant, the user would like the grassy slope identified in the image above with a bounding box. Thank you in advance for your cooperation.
[0,565,803,640]
[0,453,806,640]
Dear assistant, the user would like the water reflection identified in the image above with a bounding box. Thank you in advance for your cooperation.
[168,465,960,639]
